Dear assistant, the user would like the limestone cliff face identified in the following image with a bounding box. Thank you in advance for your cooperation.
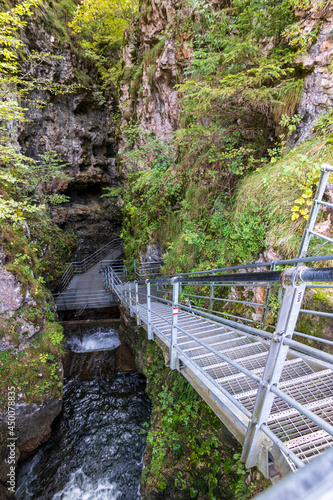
[120,0,184,162]
[121,1,333,154]
[19,22,122,259]
[295,3,333,142]
[0,243,63,492]
[0,250,41,351]
[0,10,122,493]
[0,399,62,489]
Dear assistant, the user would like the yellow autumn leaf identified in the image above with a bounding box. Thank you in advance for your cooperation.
[291,213,300,221]
[291,206,299,212]
[303,188,312,198]
[294,197,305,205]
[299,209,308,215]
[306,199,312,206]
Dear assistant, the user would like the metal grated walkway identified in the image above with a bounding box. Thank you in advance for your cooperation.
[103,261,333,480]
[54,239,123,311]
[55,165,333,485]
[136,301,333,471]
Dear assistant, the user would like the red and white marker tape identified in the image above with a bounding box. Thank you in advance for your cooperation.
[173,307,178,316]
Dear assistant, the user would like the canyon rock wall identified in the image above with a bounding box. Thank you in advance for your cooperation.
[119,0,184,175]
[295,3,333,142]
[121,1,333,158]
[0,10,122,494]
[20,22,122,259]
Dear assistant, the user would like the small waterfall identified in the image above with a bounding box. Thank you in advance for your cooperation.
[53,469,121,500]
[65,327,121,352]
[16,327,151,500]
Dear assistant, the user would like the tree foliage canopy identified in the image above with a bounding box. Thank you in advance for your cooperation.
[68,0,139,90]
[0,0,72,224]
[69,0,138,45]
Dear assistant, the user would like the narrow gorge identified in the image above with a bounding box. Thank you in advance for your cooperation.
[0,0,333,499]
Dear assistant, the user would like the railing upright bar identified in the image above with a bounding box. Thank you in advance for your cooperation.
[241,281,307,468]
[135,281,140,326]
[297,166,331,258]
[170,278,179,370]
[209,270,215,313]
[146,280,152,340]
[261,261,276,328]
[129,282,133,317]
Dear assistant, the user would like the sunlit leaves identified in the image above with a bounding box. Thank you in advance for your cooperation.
[69,0,138,45]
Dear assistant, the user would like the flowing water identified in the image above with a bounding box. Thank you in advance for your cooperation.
[65,327,121,352]
[16,327,151,500]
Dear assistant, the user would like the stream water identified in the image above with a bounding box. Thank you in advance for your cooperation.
[65,327,121,352]
[16,327,151,500]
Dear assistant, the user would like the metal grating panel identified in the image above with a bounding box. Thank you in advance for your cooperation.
[268,399,333,436]
[236,367,332,412]
[204,352,268,381]
[188,337,249,360]
[195,342,267,369]
[179,332,237,351]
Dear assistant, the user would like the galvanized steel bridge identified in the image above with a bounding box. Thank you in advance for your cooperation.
[54,237,123,311]
[55,165,333,482]
[102,165,333,480]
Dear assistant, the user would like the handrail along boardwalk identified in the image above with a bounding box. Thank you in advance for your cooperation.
[55,166,333,481]
[102,166,333,480]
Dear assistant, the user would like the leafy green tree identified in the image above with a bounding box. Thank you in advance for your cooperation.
[69,0,139,91]
[0,0,73,225]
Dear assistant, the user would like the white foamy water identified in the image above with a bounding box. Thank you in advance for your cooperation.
[53,469,121,500]
[66,327,121,352]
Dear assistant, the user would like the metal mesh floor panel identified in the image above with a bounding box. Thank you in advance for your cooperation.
[188,337,249,360]
[178,326,233,342]
[204,352,268,380]
[196,342,267,369]
[236,367,332,412]
[268,399,333,463]
[179,332,237,351]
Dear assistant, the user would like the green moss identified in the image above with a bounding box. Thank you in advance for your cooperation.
[313,289,333,308]
[73,68,94,87]
[0,323,64,407]
[38,0,77,45]
[0,209,75,407]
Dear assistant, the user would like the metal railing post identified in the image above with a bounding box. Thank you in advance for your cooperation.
[135,281,140,326]
[170,277,179,370]
[242,269,307,469]
[129,282,133,317]
[209,271,215,313]
[124,282,128,306]
[146,280,153,340]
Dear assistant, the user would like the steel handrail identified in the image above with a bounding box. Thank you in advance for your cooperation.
[104,166,333,476]
[135,254,333,283]
[60,237,122,291]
